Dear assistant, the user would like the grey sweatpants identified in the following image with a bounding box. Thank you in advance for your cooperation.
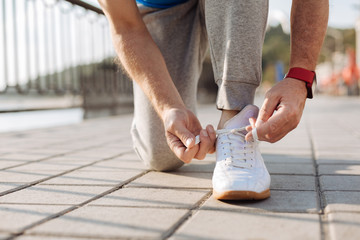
[131,0,268,171]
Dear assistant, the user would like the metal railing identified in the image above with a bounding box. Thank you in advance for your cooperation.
[0,0,132,109]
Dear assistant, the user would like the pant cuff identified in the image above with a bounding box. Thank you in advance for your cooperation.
[216,81,258,111]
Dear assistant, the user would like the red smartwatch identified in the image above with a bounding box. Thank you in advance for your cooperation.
[285,67,316,99]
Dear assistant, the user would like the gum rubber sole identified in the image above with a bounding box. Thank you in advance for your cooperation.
[213,189,271,200]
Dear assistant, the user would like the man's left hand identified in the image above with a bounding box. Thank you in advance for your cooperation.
[245,78,308,143]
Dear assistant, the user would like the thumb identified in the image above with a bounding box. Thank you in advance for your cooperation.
[174,125,196,148]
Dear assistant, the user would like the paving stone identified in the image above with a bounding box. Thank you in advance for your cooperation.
[318,164,360,175]
[63,149,126,159]
[45,156,97,163]
[271,175,316,191]
[263,154,313,164]
[0,185,111,205]
[261,138,311,153]
[20,148,73,156]
[267,163,315,175]
[0,169,61,183]
[202,190,319,213]
[128,172,212,189]
[90,188,209,208]
[16,235,81,240]
[0,153,48,161]
[110,153,142,161]
[175,161,215,173]
[324,191,360,213]
[0,204,66,234]
[41,168,143,186]
[172,211,321,240]
[313,141,360,151]
[28,206,187,239]
[0,183,22,193]
[0,160,29,170]
[261,148,313,156]
[320,176,360,191]
[0,232,12,240]
[87,158,147,172]
[8,162,78,172]
[316,153,360,164]
[328,213,360,240]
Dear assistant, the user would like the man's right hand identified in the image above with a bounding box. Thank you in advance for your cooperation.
[163,108,216,163]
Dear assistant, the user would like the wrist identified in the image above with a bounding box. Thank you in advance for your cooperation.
[283,78,308,99]
[160,104,187,122]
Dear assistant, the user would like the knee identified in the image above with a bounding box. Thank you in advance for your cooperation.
[134,145,184,172]
[131,124,184,172]
[147,154,184,172]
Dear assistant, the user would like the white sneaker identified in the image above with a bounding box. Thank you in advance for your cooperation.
[212,105,271,200]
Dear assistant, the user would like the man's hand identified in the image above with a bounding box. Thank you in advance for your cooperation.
[245,78,307,143]
[163,108,216,163]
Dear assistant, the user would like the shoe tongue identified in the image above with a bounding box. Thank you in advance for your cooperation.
[224,105,259,129]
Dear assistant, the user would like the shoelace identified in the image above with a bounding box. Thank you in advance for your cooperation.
[195,127,258,144]
[195,127,257,169]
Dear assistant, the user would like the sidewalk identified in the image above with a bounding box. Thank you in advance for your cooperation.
[0,96,360,240]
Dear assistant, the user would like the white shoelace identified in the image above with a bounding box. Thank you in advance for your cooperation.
[194,127,258,144]
[195,127,258,169]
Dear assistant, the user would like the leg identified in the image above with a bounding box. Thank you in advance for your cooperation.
[204,0,269,127]
[131,0,208,171]
[205,1,271,200]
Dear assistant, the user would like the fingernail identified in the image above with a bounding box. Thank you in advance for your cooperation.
[208,125,215,133]
[186,138,193,147]
[201,129,208,137]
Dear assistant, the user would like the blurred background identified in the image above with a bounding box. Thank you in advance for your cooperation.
[0,0,359,132]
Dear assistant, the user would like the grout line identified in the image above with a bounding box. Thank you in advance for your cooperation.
[7,170,151,240]
[0,151,133,197]
[160,191,212,240]
[11,232,152,240]
[307,119,328,240]
[321,190,360,192]
[1,138,132,171]
[319,174,360,177]
[316,163,360,166]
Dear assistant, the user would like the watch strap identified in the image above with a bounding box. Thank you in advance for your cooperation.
[285,67,315,99]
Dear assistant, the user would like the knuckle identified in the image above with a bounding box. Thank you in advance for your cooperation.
[265,90,273,99]
[259,108,271,119]
[287,110,298,122]
[269,122,278,133]
[166,120,176,131]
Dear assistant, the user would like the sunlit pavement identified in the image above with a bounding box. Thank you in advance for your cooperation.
[0,95,360,240]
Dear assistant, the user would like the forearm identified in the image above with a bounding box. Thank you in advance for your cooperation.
[290,0,329,70]
[112,29,185,120]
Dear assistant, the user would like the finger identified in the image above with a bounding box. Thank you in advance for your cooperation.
[256,95,280,128]
[182,145,200,163]
[245,127,253,141]
[249,117,256,128]
[194,129,211,160]
[206,125,216,154]
[244,118,256,141]
[172,124,196,148]
[256,108,294,143]
[166,132,198,163]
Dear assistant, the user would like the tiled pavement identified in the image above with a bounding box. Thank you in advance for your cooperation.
[0,96,360,240]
